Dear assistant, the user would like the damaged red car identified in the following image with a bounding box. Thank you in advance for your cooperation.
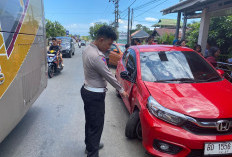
[116,45,232,157]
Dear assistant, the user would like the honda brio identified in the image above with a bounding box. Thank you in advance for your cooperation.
[116,45,232,157]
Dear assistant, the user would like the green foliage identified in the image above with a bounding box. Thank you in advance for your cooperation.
[186,22,200,48]
[208,16,232,54]
[81,36,90,41]
[186,16,232,54]
[89,22,108,40]
[45,19,66,38]
[130,24,153,35]
[157,33,175,45]
[89,22,119,40]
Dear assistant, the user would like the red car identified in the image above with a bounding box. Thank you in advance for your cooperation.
[116,45,232,157]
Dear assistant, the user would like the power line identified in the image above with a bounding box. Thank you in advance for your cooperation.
[46,12,106,15]
[134,0,169,18]
[121,18,156,24]
[120,0,137,14]
[134,0,160,10]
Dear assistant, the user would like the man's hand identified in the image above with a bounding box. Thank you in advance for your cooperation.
[120,91,129,98]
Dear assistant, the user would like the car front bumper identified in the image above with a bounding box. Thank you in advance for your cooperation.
[61,50,70,54]
[140,109,232,157]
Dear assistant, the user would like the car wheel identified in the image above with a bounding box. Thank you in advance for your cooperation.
[116,89,121,98]
[68,51,72,58]
[136,121,142,140]
[125,110,140,139]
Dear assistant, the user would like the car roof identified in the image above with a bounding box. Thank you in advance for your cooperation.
[130,45,193,52]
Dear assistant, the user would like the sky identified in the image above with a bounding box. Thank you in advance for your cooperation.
[44,0,197,36]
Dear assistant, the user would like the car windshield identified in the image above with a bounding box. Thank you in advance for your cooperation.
[57,38,70,44]
[140,51,222,83]
[118,45,125,52]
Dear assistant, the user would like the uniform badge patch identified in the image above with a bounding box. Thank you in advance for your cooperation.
[101,57,107,65]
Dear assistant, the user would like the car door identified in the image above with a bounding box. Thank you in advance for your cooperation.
[121,49,137,112]
[113,45,123,65]
[109,44,119,66]
[116,49,130,85]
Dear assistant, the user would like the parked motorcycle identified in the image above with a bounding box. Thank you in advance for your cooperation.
[47,50,63,78]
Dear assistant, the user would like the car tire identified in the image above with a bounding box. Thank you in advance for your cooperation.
[125,110,140,139]
[68,51,72,58]
[116,89,121,98]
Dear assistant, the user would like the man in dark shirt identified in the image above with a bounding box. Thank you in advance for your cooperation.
[49,38,61,68]
[49,38,60,52]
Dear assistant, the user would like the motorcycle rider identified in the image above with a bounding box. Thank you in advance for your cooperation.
[49,38,61,68]
[57,39,64,67]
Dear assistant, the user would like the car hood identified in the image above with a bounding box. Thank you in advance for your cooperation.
[144,80,232,119]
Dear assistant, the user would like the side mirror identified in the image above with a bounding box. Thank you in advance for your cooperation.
[120,71,131,81]
[120,71,136,83]
[113,49,118,53]
[217,69,225,76]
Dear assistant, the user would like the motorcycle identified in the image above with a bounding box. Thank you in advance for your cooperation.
[47,50,63,78]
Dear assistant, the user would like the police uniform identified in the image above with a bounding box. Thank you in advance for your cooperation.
[81,43,124,157]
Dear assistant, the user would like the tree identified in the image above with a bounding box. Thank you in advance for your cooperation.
[89,22,119,40]
[45,19,66,38]
[186,22,200,48]
[89,22,108,40]
[81,36,90,41]
[157,33,175,45]
[186,16,232,54]
[130,24,153,35]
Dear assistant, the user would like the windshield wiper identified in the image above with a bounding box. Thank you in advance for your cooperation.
[198,76,221,82]
[155,78,196,83]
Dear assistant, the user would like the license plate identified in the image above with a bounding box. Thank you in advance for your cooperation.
[204,142,232,155]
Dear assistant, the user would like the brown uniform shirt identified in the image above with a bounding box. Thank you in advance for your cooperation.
[82,43,124,93]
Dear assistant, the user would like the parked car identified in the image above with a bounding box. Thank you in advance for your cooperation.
[106,43,125,66]
[80,40,86,46]
[116,45,232,157]
[56,37,75,58]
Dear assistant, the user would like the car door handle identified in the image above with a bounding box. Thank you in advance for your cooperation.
[0,73,4,85]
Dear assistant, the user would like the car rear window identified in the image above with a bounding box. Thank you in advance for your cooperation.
[140,51,222,83]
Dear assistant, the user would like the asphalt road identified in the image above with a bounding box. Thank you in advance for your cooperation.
[0,44,151,157]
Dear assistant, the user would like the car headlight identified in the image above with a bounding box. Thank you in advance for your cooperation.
[147,96,187,126]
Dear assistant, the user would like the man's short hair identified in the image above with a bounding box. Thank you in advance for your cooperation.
[125,44,130,49]
[52,37,57,41]
[96,25,117,41]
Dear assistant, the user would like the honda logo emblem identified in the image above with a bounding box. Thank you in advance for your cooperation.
[216,120,230,132]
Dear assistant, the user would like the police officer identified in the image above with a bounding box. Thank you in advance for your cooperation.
[81,25,128,157]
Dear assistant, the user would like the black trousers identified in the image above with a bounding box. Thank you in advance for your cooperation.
[81,86,106,157]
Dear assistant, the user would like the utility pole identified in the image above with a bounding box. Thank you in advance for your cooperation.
[127,7,130,44]
[175,0,183,40]
[130,8,133,32]
[109,0,119,28]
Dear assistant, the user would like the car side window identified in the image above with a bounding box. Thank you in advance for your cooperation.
[126,49,137,78]
[122,49,130,66]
